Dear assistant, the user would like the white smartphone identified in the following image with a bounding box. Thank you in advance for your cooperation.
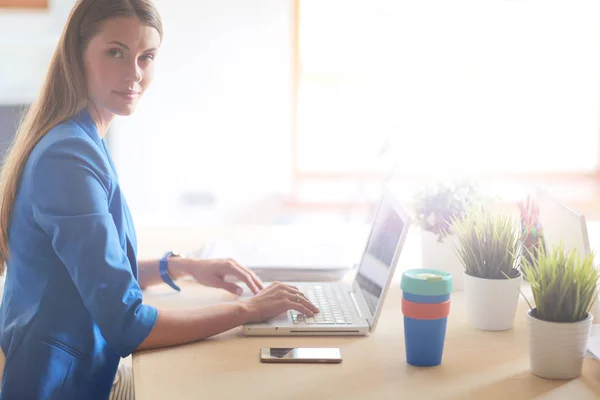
[260,347,342,364]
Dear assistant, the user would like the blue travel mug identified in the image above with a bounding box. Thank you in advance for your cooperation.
[401,268,453,367]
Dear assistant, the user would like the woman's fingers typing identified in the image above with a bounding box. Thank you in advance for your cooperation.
[246,268,264,291]
[230,259,264,291]
[242,281,320,323]
[224,259,262,294]
[280,286,319,316]
[282,291,319,315]
[281,298,316,317]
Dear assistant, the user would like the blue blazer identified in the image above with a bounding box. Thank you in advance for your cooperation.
[0,109,158,399]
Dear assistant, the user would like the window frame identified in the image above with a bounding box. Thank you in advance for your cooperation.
[288,0,600,211]
[0,0,48,8]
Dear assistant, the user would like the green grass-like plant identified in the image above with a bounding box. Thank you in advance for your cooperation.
[522,243,600,323]
[452,207,522,280]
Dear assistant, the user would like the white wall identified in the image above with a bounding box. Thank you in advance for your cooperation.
[0,0,295,227]
[0,0,73,104]
[111,0,294,227]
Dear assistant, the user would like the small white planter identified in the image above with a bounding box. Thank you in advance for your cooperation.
[527,310,592,380]
[463,271,522,331]
[421,231,464,291]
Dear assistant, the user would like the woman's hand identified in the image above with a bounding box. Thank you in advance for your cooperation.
[171,258,264,295]
[241,282,320,324]
[169,258,319,324]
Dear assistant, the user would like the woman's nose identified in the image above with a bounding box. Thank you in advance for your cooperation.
[125,61,142,83]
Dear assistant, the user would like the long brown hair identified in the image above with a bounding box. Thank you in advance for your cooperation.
[0,0,163,272]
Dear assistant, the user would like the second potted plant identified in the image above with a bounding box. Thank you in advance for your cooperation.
[452,207,523,331]
[522,243,599,379]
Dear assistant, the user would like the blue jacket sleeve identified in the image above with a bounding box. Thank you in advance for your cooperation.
[31,135,158,358]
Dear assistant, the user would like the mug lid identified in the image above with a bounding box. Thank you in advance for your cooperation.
[401,268,453,296]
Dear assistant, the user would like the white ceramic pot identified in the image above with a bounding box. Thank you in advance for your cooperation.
[420,231,464,291]
[527,310,592,380]
[463,271,522,331]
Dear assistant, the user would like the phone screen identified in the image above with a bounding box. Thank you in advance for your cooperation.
[260,347,342,363]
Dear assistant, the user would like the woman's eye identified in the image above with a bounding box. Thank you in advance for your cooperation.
[140,54,155,62]
[108,49,124,58]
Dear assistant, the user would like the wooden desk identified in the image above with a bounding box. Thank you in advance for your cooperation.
[133,225,600,400]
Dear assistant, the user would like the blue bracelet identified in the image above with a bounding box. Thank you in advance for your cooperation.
[159,251,182,291]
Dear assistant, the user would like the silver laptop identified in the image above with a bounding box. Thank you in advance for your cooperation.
[243,189,411,336]
[536,186,591,257]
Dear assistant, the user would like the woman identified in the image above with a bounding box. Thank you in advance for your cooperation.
[0,1,318,398]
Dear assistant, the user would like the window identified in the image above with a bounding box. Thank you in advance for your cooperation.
[292,0,600,205]
[0,0,48,8]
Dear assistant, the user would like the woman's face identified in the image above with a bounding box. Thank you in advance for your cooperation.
[83,16,161,117]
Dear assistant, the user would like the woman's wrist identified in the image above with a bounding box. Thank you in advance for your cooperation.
[166,256,189,280]
[235,299,254,324]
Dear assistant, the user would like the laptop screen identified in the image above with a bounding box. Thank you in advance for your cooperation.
[536,187,591,257]
[355,197,406,315]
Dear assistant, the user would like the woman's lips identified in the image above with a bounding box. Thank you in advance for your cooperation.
[114,91,141,100]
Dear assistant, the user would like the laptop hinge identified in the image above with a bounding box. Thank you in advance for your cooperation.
[350,284,374,329]
[348,291,363,319]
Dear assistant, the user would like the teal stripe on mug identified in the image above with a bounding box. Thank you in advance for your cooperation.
[401,268,453,296]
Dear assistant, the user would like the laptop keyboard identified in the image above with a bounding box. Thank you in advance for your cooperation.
[289,285,354,325]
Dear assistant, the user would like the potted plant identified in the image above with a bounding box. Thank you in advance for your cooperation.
[412,179,483,290]
[451,207,523,331]
[521,243,599,379]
